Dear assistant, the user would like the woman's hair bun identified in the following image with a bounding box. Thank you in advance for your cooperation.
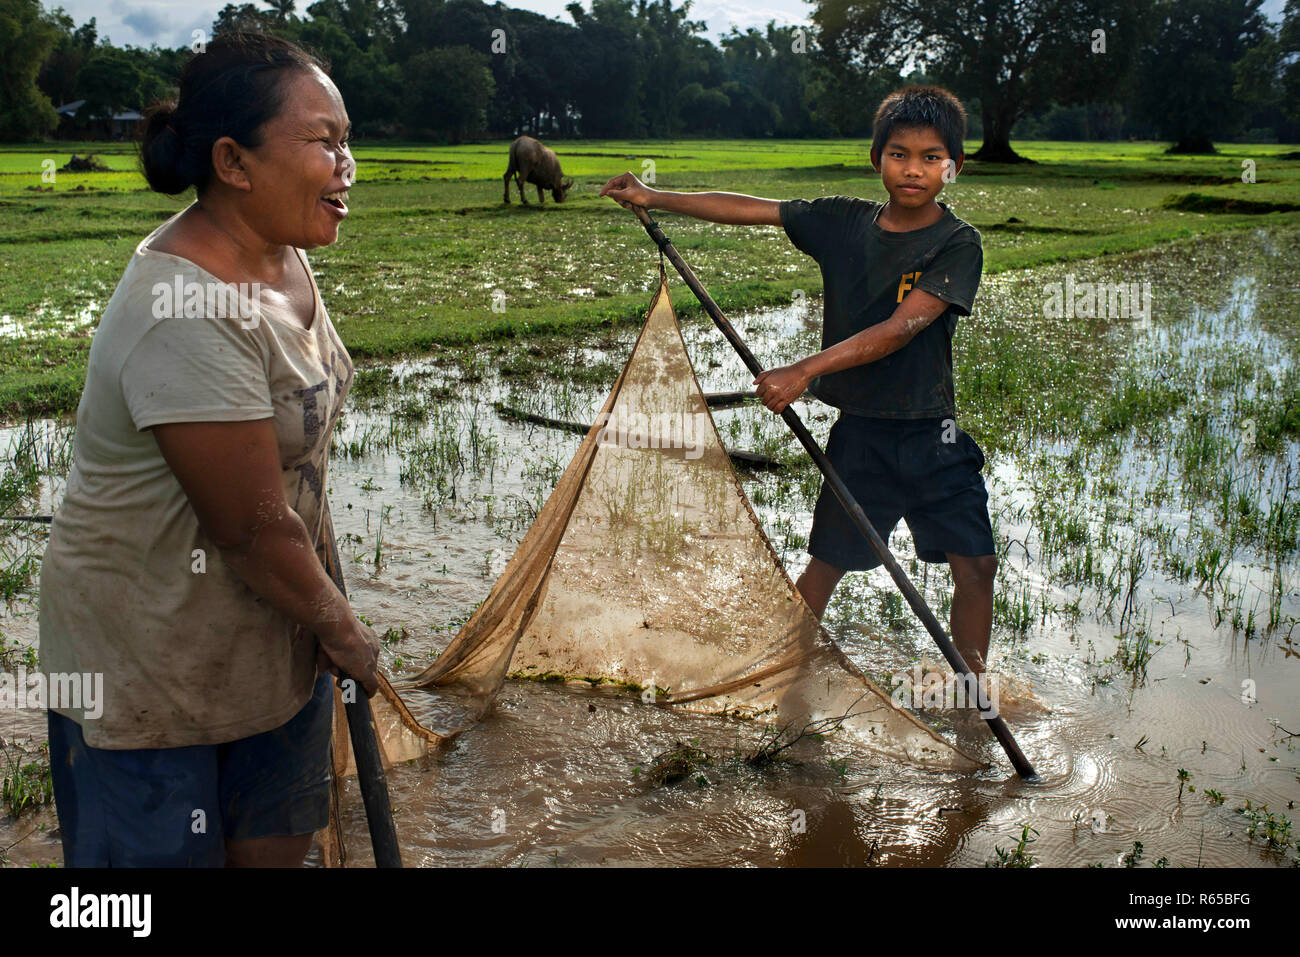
[140,103,194,195]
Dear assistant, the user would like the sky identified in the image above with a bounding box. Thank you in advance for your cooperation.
[51,0,1289,53]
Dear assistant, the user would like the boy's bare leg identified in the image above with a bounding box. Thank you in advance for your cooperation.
[946,553,997,677]
[799,553,995,674]
[796,556,846,619]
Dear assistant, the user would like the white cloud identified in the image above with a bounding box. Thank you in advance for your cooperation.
[687,0,812,39]
[55,0,216,48]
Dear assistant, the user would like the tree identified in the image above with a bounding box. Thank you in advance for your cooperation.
[264,0,297,20]
[721,23,825,136]
[509,13,584,135]
[1274,0,1300,126]
[0,0,61,141]
[212,3,281,36]
[305,0,399,51]
[566,0,644,136]
[404,45,495,140]
[38,12,96,108]
[293,17,402,134]
[262,0,296,19]
[1233,30,1282,131]
[637,0,713,136]
[675,81,732,133]
[77,48,147,136]
[1134,0,1272,152]
[812,0,1150,162]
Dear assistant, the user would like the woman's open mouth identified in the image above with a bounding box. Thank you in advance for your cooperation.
[321,189,349,218]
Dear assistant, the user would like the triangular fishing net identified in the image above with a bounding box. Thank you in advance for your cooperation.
[319,277,981,865]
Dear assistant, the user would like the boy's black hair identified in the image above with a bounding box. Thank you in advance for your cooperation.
[871,85,967,164]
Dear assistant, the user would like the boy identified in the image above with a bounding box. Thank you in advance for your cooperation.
[599,85,996,675]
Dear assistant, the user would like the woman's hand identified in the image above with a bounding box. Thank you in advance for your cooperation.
[754,362,811,414]
[314,619,381,697]
[599,171,657,210]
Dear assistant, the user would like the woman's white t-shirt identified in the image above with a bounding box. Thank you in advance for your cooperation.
[39,207,353,749]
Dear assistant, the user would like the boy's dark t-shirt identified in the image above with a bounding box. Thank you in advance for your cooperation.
[779,196,983,419]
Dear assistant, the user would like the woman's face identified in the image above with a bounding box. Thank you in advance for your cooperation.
[233,67,355,250]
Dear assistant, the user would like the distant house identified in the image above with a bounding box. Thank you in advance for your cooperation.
[54,100,144,141]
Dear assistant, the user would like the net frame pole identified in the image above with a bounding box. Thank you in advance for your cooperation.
[630,204,1037,780]
[323,522,404,867]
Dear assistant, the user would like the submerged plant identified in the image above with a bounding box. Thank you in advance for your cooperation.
[1236,799,1294,850]
[987,824,1038,868]
[637,740,712,788]
[1121,841,1144,867]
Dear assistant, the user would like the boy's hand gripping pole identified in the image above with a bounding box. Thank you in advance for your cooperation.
[630,204,1038,780]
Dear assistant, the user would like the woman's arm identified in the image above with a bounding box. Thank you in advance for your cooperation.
[600,172,782,226]
[151,418,380,694]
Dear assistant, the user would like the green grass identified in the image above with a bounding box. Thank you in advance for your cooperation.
[1,138,1299,417]
[0,741,53,820]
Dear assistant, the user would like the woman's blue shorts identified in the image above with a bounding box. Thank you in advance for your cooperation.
[47,672,334,867]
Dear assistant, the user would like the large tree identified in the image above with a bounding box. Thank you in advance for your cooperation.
[812,0,1149,162]
[1284,0,1300,126]
[404,45,495,140]
[293,16,403,134]
[264,0,297,20]
[76,48,150,136]
[565,0,644,136]
[37,13,97,108]
[720,22,836,137]
[212,2,281,35]
[305,0,400,51]
[0,0,61,141]
[1133,0,1272,152]
[636,0,714,136]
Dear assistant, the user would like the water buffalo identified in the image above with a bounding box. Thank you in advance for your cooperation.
[503,135,574,205]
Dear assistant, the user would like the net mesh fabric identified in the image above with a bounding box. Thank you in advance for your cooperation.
[318,278,981,865]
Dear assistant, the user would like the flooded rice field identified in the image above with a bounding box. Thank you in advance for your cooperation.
[1,227,1297,867]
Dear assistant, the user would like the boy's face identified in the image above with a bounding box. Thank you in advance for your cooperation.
[871,124,962,210]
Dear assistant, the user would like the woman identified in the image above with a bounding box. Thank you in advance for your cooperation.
[38,32,379,867]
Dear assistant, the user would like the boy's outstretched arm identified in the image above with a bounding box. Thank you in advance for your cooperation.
[599,172,781,226]
[754,288,951,413]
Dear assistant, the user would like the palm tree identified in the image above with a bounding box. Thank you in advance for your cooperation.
[262,0,296,21]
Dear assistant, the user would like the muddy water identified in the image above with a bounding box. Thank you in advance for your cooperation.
[2,235,1298,867]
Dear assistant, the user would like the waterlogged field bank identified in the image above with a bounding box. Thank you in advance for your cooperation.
[2,139,1299,415]
[1,222,1297,867]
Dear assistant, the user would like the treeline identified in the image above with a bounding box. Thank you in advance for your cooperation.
[5,0,875,142]
[2,0,1298,150]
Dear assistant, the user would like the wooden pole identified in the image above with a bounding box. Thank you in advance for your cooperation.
[322,520,404,867]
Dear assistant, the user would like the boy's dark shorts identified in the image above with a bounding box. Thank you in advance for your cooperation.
[47,672,334,867]
[809,413,995,571]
